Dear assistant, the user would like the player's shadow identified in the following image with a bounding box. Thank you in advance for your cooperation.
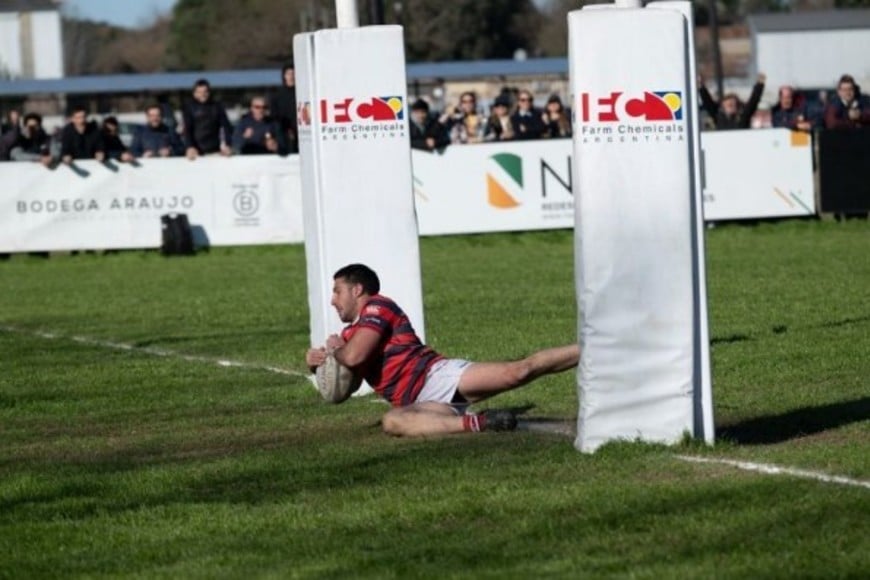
[717,396,870,445]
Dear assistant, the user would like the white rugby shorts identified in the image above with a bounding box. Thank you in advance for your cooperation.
[415,358,472,411]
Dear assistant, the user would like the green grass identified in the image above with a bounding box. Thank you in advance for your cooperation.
[1,220,868,578]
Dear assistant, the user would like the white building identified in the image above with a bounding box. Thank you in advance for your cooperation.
[750,9,870,97]
[0,0,64,80]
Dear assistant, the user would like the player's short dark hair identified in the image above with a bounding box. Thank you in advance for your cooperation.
[193,78,211,90]
[334,263,380,295]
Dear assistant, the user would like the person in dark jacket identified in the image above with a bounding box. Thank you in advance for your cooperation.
[232,96,283,155]
[60,105,104,163]
[409,99,449,151]
[511,90,546,140]
[699,73,766,130]
[770,86,814,132]
[100,116,134,162]
[824,74,870,129]
[182,78,233,159]
[268,64,298,154]
[7,113,53,166]
[131,104,184,158]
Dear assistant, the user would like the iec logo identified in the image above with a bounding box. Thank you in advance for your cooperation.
[579,91,683,123]
[486,153,523,209]
[319,96,404,124]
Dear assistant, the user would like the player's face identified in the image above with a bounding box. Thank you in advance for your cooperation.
[331,279,360,322]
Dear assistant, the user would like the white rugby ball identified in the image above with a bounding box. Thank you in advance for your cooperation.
[315,354,362,404]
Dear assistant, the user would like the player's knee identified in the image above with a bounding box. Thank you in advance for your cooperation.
[505,359,533,388]
[381,409,408,436]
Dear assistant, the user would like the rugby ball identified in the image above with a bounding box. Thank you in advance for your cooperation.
[315,354,362,404]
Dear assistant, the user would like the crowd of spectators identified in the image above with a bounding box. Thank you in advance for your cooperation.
[411,87,573,152]
[1,70,869,164]
[0,65,300,167]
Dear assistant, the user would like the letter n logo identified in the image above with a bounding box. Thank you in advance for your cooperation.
[486,153,522,209]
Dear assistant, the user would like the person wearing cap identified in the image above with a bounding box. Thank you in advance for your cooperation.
[409,99,449,151]
[484,95,515,141]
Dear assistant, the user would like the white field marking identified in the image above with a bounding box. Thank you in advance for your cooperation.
[677,455,870,490]
[1,324,309,380]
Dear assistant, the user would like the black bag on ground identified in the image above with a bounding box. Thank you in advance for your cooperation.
[160,213,195,256]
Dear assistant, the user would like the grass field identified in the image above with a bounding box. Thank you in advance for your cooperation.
[1,220,868,578]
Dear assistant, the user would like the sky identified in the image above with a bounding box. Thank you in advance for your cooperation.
[62,0,179,29]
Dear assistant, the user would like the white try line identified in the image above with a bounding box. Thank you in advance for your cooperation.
[677,455,870,490]
[0,324,310,380]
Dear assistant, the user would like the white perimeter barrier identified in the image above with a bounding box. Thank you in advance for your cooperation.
[0,129,815,253]
[0,155,303,253]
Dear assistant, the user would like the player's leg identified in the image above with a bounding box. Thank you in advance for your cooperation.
[381,402,517,436]
[381,402,465,437]
[457,343,580,403]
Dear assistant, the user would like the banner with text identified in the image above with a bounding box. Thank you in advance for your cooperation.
[0,156,303,253]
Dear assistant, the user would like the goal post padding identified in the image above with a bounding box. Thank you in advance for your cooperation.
[294,26,425,397]
[569,2,713,452]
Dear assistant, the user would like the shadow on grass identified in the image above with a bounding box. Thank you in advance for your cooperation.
[717,397,870,445]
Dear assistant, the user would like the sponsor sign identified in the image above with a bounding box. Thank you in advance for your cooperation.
[0,156,302,252]
[0,131,817,253]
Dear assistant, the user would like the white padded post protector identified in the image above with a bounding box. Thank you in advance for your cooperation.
[569,1,713,452]
[294,26,425,394]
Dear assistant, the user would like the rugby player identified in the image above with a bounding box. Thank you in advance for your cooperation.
[305,263,580,436]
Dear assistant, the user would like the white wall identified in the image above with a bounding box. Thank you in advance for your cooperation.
[0,14,22,78]
[31,11,64,79]
[755,29,870,93]
[0,10,63,80]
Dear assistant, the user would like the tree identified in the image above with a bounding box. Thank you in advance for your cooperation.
[165,0,545,68]
[400,0,542,61]
[165,0,315,70]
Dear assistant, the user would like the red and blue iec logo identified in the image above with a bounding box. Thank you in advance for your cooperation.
[579,91,683,123]
[319,96,404,124]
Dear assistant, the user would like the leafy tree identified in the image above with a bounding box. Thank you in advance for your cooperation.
[399,0,542,61]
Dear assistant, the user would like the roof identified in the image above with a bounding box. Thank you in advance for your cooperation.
[0,57,570,97]
[0,0,58,13]
[749,9,870,34]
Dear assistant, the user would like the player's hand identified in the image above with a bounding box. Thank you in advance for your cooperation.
[325,334,346,353]
[306,347,327,369]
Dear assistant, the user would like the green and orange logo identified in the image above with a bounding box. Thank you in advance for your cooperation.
[486,153,523,209]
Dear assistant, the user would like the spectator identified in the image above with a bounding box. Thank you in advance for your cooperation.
[100,116,134,162]
[824,74,870,129]
[232,96,282,155]
[59,105,104,163]
[1,108,19,135]
[269,64,298,154]
[156,93,178,134]
[699,73,766,130]
[130,104,184,158]
[182,78,233,159]
[483,95,515,142]
[409,99,449,151]
[771,86,814,132]
[543,94,572,138]
[439,91,485,144]
[0,109,20,161]
[511,90,546,140]
[7,113,53,166]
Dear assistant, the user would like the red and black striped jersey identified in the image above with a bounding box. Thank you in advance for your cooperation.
[340,294,443,407]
